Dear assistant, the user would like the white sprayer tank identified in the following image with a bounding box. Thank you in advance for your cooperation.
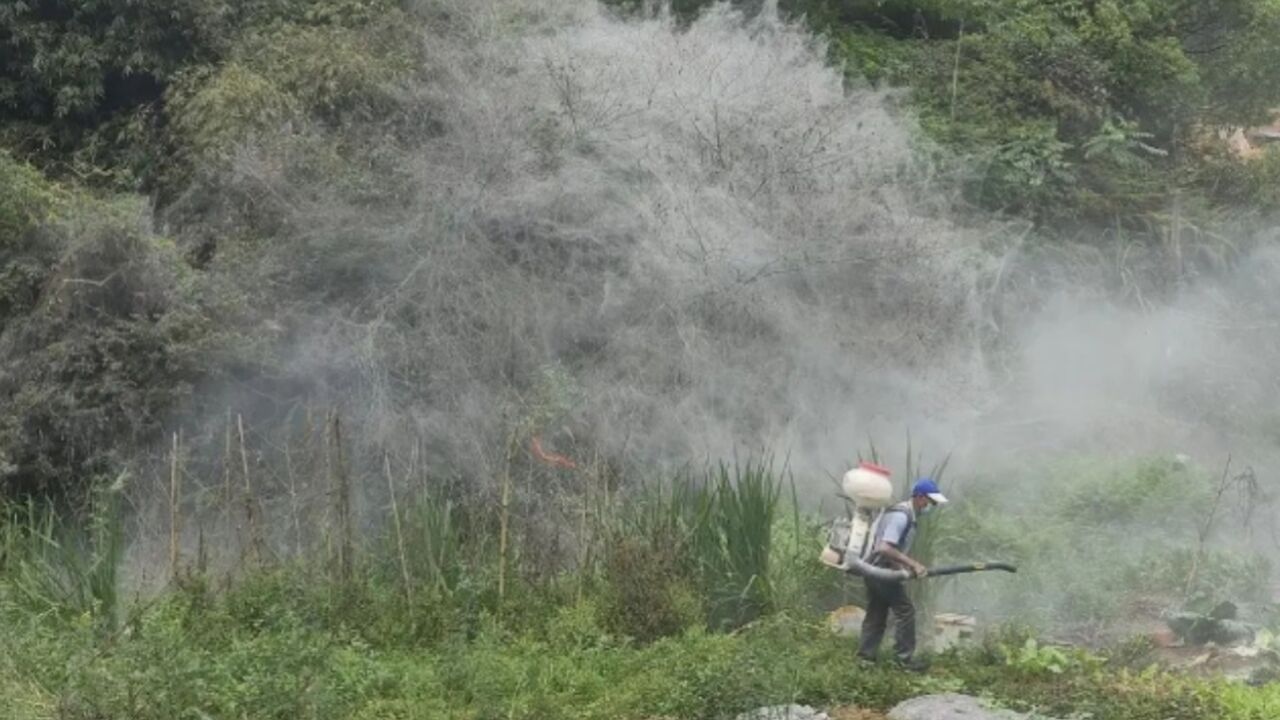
[821,461,894,569]
[842,461,894,509]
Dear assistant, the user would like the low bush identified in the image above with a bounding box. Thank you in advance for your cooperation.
[933,455,1272,636]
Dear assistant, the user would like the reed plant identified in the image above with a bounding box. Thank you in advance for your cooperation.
[0,474,126,630]
[600,458,784,636]
[702,459,783,629]
[400,492,463,598]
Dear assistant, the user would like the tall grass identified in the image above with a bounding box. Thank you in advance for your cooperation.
[703,459,783,629]
[400,492,463,597]
[0,475,126,629]
[600,458,784,637]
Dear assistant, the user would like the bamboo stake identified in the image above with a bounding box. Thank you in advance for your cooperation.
[322,409,334,573]
[285,432,302,559]
[238,414,262,565]
[300,404,316,561]
[415,438,429,508]
[1185,456,1234,598]
[196,521,207,577]
[224,410,235,546]
[331,411,352,584]
[498,431,515,604]
[168,430,182,581]
[385,452,413,605]
[949,19,965,122]
[577,483,588,604]
[303,405,316,559]
[411,438,422,499]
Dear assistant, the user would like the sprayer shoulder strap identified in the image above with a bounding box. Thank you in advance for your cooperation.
[875,505,915,547]
[863,505,915,566]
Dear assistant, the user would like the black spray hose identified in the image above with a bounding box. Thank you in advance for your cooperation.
[841,556,912,582]
[925,562,1017,577]
[843,558,1017,582]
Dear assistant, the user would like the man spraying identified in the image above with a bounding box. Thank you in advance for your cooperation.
[856,478,948,668]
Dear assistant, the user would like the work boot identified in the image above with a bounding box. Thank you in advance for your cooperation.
[895,656,929,673]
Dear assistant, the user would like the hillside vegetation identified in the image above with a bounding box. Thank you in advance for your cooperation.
[2,460,1279,719]
[2,0,1279,499]
[2,2,1279,717]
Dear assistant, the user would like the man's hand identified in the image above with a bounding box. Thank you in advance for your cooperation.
[875,542,929,578]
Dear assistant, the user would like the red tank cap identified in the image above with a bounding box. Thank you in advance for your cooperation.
[859,461,891,476]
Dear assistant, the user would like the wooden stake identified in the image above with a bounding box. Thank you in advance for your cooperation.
[1185,455,1234,598]
[303,405,316,558]
[238,414,262,565]
[949,19,965,122]
[577,488,588,604]
[285,432,302,559]
[385,451,413,605]
[196,521,207,577]
[168,430,182,581]
[498,431,515,604]
[410,438,421,498]
[224,410,235,544]
[330,411,352,584]
[322,409,334,572]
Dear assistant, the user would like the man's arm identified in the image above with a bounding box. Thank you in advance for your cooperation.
[875,541,928,577]
[871,511,928,577]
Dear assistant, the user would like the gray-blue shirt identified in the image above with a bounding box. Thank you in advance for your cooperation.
[873,502,916,555]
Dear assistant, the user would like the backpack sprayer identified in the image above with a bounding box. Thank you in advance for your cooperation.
[819,462,1017,582]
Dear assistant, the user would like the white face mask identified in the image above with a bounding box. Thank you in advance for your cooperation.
[919,504,935,517]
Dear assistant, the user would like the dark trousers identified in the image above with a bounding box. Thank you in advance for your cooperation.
[857,577,916,661]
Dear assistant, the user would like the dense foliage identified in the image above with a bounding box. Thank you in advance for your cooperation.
[0,0,420,497]
[609,0,1280,225]
[1,4,1278,715]
[0,0,409,186]
[0,0,1275,498]
[7,0,1278,219]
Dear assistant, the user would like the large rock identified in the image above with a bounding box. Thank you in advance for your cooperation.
[1165,602,1259,647]
[888,694,1052,720]
[828,605,867,636]
[737,705,830,720]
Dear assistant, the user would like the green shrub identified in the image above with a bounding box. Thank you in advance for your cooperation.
[1196,144,1280,211]
[600,460,784,640]
[0,152,60,240]
[601,534,703,643]
[1048,456,1209,528]
[701,460,783,629]
[932,455,1271,637]
[0,153,64,329]
[169,63,300,162]
[1001,637,1104,677]
[168,17,416,166]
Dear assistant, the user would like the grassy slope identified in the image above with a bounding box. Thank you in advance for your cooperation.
[3,457,1278,720]
[2,574,1277,720]
[1,457,1276,719]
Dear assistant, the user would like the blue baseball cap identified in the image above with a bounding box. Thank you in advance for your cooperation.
[911,478,948,504]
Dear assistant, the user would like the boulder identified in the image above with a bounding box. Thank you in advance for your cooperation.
[828,605,867,636]
[888,694,1052,720]
[736,705,830,720]
[1165,607,1258,647]
[933,613,977,651]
